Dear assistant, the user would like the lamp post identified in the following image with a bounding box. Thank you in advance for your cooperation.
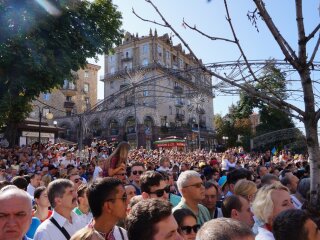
[222,136,229,145]
[34,105,53,151]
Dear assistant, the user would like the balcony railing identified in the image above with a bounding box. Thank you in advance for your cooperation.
[64,101,75,109]
[174,86,183,94]
[175,113,185,121]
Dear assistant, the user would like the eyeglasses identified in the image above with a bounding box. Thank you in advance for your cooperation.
[132,170,144,175]
[183,182,204,188]
[148,185,170,197]
[116,173,126,176]
[180,224,200,235]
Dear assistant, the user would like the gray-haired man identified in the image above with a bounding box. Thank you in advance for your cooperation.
[173,170,211,226]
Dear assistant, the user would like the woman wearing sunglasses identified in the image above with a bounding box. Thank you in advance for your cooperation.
[173,208,200,240]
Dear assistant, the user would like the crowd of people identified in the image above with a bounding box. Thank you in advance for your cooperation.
[0,139,318,240]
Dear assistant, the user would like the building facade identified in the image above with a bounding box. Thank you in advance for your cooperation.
[56,31,215,150]
[25,64,100,145]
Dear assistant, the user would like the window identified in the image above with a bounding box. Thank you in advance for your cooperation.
[83,83,89,93]
[143,90,149,97]
[169,106,172,115]
[85,97,90,105]
[142,58,149,66]
[84,71,89,78]
[110,81,114,89]
[142,44,149,54]
[43,93,50,101]
[157,45,162,57]
[66,96,72,101]
[166,51,170,60]
[110,67,115,74]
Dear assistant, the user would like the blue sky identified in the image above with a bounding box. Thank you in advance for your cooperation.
[92,0,319,119]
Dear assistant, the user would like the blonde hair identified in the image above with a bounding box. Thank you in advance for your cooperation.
[234,179,257,199]
[252,182,289,224]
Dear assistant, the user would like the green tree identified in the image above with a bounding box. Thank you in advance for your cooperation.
[235,64,295,136]
[0,0,123,144]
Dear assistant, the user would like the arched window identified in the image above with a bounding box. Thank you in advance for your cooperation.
[125,116,136,134]
[109,119,119,135]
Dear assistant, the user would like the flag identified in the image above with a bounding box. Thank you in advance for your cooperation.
[271,147,277,155]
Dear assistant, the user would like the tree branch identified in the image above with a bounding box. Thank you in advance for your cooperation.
[182,18,236,43]
[306,23,320,42]
[295,0,308,65]
[253,0,300,70]
[308,35,320,66]
[132,8,167,27]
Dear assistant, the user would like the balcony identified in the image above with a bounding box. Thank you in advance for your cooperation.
[64,101,75,109]
[121,57,133,62]
[120,83,130,90]
[174,86,183,94]
[175,100,184,108]
[61,85,77,97]
[175,113,185,122]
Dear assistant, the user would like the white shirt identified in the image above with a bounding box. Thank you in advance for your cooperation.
[27,183,35,198]
[93,166,103,181]
[291,195,303,209]
[34,210,86,240]
[255,227,275,240]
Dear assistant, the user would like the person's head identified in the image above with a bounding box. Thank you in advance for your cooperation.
[252,181,294,226]
[77,184,89,209]
[68,173,83,191]
[112,141,130,162]
[260,174,280,187]
[11,176,28,191]
[130,162,145,183]
[202,182,219,211]
[177,170,205,202]
[0,186,32,240]
[196,218,254,240]
[34,186,50,208]
[273,209,320,240]
[222,195,254,228]
[173,208,199,240]
[280,172,299,194]
[126,199,182,240]
[227,168,252,193]
[125,184,137,202]
[296,177,310,200]
[141,171,169,200]
[87,177,127,221]
[160,157,170,168]
[257,165,268,177]
[234,179,257,203]
[114,168,127,183]
[30,172,41,188]
[47,179,77,212]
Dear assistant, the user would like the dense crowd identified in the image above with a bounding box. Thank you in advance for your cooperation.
[0,139,318,240]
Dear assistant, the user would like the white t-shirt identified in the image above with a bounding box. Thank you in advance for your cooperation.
[93,166,103,181]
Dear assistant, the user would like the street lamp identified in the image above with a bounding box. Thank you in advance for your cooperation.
[222,136,229,145]
[34,105,53,150]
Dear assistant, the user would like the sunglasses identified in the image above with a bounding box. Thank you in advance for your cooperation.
[132,170,144,175]
[184,182,204,188]
[180,224,200,235]
[148,185,170,197]
[74,178,82,183]
[116,173,126,176]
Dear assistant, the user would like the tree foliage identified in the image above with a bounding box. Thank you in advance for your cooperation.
[0,0,123,142]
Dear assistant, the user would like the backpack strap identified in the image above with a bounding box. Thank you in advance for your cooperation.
[49,217,71,240]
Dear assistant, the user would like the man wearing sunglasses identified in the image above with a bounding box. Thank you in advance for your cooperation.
[173,170,211,226]
[129,162,145,195]
[140,171,170,200]
[71,177,128,240]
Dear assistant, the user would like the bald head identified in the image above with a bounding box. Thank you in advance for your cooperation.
[0,186,32,209]
[0,186,32,239]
